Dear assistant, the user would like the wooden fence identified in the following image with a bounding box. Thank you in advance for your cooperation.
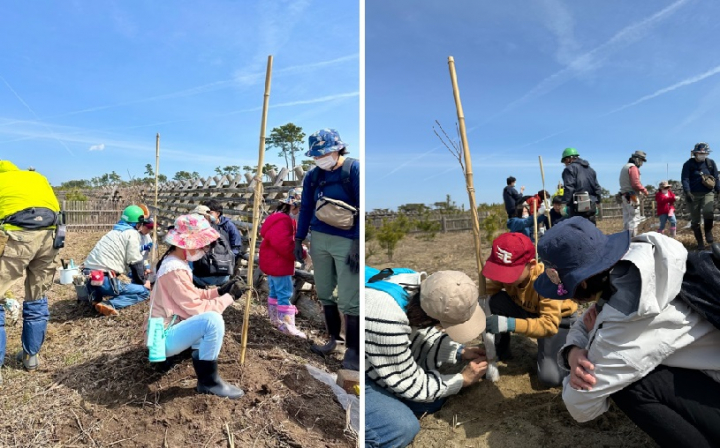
[62,200,124,232]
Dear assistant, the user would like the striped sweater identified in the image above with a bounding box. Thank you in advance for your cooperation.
[365,288,464,403]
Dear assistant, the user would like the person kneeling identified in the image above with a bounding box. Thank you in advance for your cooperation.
[365,269,488,448]
[482,232,577,387]
[535,217,720,447]
[149,214,247,399]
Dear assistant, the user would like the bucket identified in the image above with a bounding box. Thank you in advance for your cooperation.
[59,268,80,285]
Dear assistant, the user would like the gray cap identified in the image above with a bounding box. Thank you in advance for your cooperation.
[189,205,212,217]
[632,150,647,161]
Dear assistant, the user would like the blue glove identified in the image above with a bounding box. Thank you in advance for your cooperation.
[485,315,516,334]
[141,242,154,251]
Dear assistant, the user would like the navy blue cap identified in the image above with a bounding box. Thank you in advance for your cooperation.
[534,216,630,299]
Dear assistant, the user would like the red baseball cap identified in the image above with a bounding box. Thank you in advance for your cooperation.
[482,232,535,284]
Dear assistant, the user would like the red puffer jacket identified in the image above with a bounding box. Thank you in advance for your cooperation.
[655,190,676,216]
[259,212,297,276]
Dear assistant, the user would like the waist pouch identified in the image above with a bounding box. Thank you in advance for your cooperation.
[315,197,358,230]
[701,173,716,189]
[572,193,592,213]
[1,207,59,229]
[89,270,105,286]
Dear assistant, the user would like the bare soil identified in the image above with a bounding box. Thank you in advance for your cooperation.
[0,231,356,447]
[365,217,703,448]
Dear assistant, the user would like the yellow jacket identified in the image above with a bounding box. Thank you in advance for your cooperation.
[486,262,577,338]
[0,161,60,231]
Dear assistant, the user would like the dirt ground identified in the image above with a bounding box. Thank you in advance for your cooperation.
[0,232,356,447]
[365,217,704,448]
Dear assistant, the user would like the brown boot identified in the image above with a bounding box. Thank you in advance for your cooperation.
[95,302,119,316]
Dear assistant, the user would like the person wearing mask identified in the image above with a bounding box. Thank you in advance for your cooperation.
[535,217,720,447]
[619,151,649,237]
[560,147,602,225]
[187,205,235,288]
[201,199,244,261]
[149,214,247,399]
[83,205,151,317]
[294,129,360,371]
[681,142,720,250]
[549,196,568,226]
[0,160,62,372]
[365,269,488,448]
[503,176,525,219]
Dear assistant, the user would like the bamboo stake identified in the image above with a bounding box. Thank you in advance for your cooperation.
[448,56,498,382]
[152,134,160,264]
[539,156,551,228]
[447,57,485,293]
[240,55,273,365]
[533,207,539,262]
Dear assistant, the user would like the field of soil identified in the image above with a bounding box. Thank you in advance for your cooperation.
[365,216,705,448]
[0,232,356,447]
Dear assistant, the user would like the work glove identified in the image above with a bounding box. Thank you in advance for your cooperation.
[345,239,360,274]
[141,242,154,252]
[485,315,516,334]
[686,192,694,203]
[217,277,248,300]
[294,240,305,262]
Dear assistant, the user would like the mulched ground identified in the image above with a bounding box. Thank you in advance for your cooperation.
[0,231,356,447]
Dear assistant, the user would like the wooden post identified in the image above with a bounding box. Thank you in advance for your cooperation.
[240,55,273,365]
[447,57,485,292]
[539,156,551,228]
[152,133,160,264]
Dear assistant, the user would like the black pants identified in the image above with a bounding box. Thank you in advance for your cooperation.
[612,365,720,448]
[490,291,576,387]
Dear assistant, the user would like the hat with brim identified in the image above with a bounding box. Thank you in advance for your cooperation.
[189,205,212,217]
[305,128,346,157]
[420,271,485,343]
[534,217,630,300]
[164,214,220,250]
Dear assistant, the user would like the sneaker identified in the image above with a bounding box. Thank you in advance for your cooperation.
[95,302,119,316]
[15,350,39,371]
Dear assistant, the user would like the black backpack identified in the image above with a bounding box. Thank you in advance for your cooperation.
[192,227,235,277]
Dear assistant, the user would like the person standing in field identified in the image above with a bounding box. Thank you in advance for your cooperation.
[503,176,525,219]
[681,142,720,250]
[655,180,677,237]
[0,160,62,373]
[619,150,648,237]
[560,147,602,225]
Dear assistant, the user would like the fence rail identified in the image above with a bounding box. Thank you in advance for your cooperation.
[63,200,124,232]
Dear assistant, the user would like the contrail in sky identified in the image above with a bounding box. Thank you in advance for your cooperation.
[0,75,75,156]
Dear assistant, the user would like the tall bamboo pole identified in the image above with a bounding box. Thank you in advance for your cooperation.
[240,55,273,365]
[152,134,160,264]
[540,156,551,228]
[447,57,485,294]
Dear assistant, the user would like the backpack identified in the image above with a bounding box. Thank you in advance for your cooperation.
[192,229,235,277]
[365,267,423,311]
[309,157,358,206]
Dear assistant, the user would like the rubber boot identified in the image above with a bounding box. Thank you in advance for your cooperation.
[277,305,307,339]
[341,315,359,371]
[18,298,49,371]
[705,219,715,244]
[191,350,245,399]
[267,297,280,327]
[671,226,677,238]
[311,305,344,356]
[495,332,513,361]
[693,224,705,250]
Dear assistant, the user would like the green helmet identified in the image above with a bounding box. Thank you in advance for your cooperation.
[561,147,579,161]
[121,205,145,224]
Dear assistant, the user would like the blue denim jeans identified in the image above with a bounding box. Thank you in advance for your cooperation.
[22,297,49,356]
[90,275,149,310]
[659,213,677,231]
[165,311,225,361]
[365,376,447,448]
[193,275,230,288]
[268,275,294,306]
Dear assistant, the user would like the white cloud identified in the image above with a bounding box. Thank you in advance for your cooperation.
[89,143,105,151]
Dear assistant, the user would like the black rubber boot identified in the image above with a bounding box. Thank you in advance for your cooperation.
[191,351,245,399]
[341,315,360,371]
[693,224,706,250]
[495,332,513,361]
[311,305,344,356]
[704,219,715,244]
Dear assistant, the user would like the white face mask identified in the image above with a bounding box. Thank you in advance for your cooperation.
[696,154,707,162]
[185,249,206,262]
[315,154,337,171]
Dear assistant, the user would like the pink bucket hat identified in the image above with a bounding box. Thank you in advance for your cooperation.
[164,214,220,250]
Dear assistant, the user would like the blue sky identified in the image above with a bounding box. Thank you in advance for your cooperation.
[0,1,358,185]
[366,0,720,210]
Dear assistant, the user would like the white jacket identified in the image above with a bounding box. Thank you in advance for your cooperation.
[559,233,720,422]
[84,228,143,274]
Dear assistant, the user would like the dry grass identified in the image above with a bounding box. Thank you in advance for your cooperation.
[0,231,355,448]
